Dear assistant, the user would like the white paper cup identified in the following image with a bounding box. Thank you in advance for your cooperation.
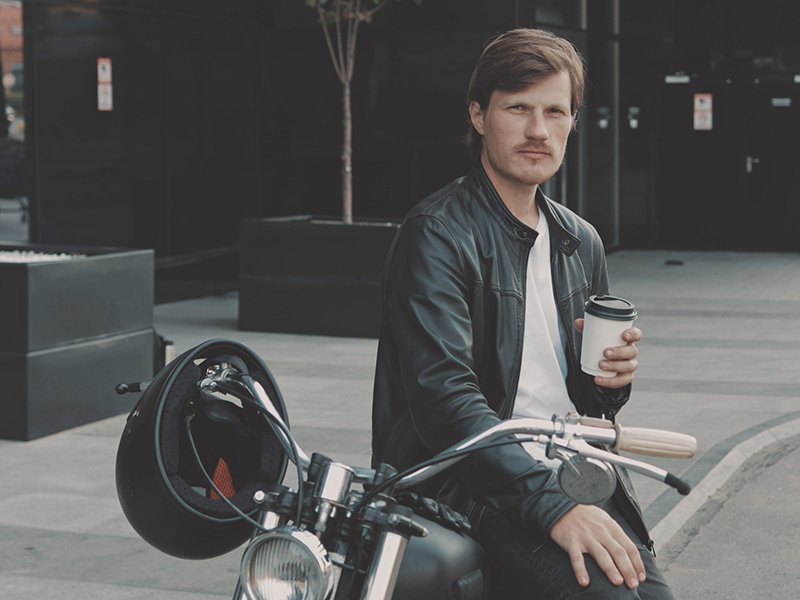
[580,295,637,378]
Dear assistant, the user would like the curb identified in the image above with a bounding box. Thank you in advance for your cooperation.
[650,415,800,552]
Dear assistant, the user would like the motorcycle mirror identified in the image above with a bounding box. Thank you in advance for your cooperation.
[557,456,616,505]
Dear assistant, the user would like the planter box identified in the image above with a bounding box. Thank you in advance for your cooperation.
[239,216,399,337]
[0,243,154,440]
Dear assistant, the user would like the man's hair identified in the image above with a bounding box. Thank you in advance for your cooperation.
[464,28,586,160]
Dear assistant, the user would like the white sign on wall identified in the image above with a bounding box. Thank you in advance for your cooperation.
[693,93,713,131]
[97,57,113,111]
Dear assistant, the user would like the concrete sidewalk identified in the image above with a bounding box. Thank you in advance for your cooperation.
[0,250,797,598]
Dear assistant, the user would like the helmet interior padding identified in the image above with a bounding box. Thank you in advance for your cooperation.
[159,362,283,519]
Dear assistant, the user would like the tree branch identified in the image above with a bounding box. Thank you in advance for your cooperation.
[335,4,346,82]
[318,4,345,82]
[364,0,390,20]
[345,0,359,82]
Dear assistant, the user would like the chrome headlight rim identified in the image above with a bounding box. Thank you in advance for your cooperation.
[240,527,333,600]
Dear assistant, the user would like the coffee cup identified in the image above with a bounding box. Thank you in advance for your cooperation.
[580,295,637,378]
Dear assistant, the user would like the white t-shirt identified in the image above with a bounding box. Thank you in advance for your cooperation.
[512,213,574,468]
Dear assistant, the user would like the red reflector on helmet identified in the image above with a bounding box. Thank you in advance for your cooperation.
[210,458,236,500]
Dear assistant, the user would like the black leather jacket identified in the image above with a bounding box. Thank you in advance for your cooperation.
[372,164,650,546]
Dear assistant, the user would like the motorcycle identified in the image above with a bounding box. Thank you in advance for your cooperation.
[115,339,697,600]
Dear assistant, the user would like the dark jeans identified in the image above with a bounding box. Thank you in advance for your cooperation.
[478,501,674,600]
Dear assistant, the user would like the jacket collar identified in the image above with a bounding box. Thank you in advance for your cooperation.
[468,162,581,256]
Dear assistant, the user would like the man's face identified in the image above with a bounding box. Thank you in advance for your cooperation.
[469,71,574,193]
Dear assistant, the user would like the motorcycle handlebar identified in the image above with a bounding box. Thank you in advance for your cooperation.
[231,377,698,494]
[393,417,697,492]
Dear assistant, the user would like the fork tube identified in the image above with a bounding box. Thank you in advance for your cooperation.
[359,531,409,600]
[259,510,283,530]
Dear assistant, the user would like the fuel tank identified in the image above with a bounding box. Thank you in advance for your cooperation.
[391,515,486,600]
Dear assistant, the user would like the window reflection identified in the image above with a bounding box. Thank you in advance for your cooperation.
[534,0,586,29]
[0,0,26,242]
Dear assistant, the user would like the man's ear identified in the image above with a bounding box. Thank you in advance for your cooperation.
[468,101,485,135]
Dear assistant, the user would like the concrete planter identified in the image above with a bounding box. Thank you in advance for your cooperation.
[0,243,154,440]
[239,216,399,338]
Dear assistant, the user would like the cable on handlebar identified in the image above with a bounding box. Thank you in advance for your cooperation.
[234,373,304,526]
[209,379,296,459]
[199,377,305,526]
[352,436,540,515]
[183,415,271,533]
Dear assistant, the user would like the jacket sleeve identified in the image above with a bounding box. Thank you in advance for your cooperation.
[586,227,632,418]
[384,214,576,536]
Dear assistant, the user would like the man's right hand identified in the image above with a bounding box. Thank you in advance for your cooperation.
[549,504,646,589]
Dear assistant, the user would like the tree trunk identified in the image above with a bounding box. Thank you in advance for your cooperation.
[342,80,353,224]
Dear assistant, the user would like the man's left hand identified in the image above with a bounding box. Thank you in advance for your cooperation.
[574,319,642,389]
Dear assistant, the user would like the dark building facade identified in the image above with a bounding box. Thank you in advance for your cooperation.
[6,0,799,281]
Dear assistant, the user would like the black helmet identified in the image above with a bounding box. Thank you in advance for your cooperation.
[116,339,288,559]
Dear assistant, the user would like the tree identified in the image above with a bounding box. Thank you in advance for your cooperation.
[306,0,421,224]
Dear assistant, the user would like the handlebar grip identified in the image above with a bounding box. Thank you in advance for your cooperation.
[665,473,692,495]
[116,381,149,395]
[613,426,697,458]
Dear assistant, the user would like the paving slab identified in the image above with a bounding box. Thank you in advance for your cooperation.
[661,434,800,598]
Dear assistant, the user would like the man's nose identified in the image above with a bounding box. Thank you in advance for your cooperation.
[525,112,549,140]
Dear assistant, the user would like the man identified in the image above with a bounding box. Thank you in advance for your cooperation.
[372,29,673,599]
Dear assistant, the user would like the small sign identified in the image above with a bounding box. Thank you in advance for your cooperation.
[693,93,713,131]
[97,57,113,111]
[771,97,792,107]
[98,82,113,111]
[97,57,112,83]
[665,74,690,84]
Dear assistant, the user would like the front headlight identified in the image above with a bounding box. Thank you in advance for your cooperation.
[240,528,333,600]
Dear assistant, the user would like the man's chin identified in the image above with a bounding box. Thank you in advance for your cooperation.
[512,163,559,187]
[517,171,557,187]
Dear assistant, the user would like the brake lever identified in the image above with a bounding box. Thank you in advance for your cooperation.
[558,438,692,495]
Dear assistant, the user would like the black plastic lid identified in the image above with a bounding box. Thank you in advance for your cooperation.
[584,295,637,321]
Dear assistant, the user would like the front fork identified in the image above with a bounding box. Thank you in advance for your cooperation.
[337,504,421,600]
[358,529,410,600]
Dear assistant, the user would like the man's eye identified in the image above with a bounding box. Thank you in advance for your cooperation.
[548,107,567,115]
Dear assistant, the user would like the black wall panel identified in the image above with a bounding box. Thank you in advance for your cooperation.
[29,0,264,257]
[27,0,529,259]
